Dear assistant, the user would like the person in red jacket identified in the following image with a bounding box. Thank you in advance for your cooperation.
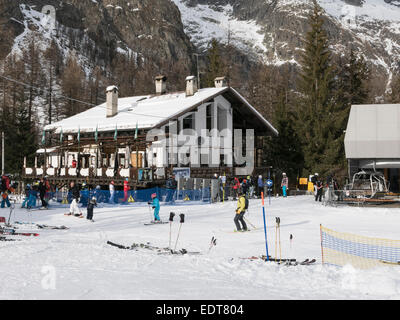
[232,177,240,200]
[71,156,77,168]
[123,178,130,202]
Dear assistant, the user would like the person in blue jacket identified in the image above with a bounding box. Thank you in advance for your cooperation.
[257,175,264,197]
[148,193,161,222]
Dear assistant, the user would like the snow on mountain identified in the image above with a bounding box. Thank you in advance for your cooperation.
[173,0,400,89]
[172,0,268,59]
[10,4,94,75]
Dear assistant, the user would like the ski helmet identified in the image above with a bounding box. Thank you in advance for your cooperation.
[151,193,157,199]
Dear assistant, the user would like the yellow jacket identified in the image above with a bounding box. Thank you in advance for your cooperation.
[236,196,246,214]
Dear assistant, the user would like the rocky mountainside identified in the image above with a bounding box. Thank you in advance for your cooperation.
[173,0,400,96]
[0,0,399,99]
[0,0,195,76]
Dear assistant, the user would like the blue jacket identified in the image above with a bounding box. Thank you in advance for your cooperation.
[152,198,160,213]
[258,178,264,187]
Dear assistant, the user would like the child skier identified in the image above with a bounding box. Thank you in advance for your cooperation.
[21,184,31,208]
[281,173,289,198]
[148,193,161,222]
[234,192,248,232]
[87,197,97,222]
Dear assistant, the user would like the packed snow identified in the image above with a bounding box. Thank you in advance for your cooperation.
[2,195,400,300]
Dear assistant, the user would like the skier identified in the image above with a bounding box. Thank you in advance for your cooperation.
[148,193,161,222]
[80,182,89,207]
[165,175,177,203]
[86,196,97,222]
[109,181,115,204]
[234,192,248,232]
[281,173,289,197]
[123,178,130,202]
[315,177,323,202]
[311,173,319,196]
[21,184,31,208]
[241,179,249,198]
[67,181,83,217]
[257,175,264,198]
[232,177,240,200]
[1,174,11,208]
[38,177,49,209]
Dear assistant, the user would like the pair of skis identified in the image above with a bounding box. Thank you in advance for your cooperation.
[106,240,201,255]
[241,255,316,266]
[14,222,69,230]
[0,227,39,237]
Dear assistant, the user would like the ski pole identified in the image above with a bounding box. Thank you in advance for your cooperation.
[174,214,185,251]
[261,192,269,261]
[169,212,175,249]
[244,217,257,230]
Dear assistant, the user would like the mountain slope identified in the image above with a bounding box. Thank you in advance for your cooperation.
[173,0,400,94]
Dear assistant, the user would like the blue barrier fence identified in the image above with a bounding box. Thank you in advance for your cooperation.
[24,188,211,206]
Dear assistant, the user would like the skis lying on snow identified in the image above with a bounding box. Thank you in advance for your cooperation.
[14,222,69,230]
[0,228,39,237]
[0,236,20,242]
[241,256,316,266]
[144,221,169,226]
[106,241,201,255]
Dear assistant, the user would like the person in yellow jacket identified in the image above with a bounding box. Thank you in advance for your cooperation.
[234,192,247,232]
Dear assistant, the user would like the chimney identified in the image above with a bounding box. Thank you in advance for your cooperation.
[106,85,119,118]
[214,76,228,88]
[185,75,198,97]
[155,75,167,95]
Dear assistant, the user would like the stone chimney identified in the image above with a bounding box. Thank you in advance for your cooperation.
[214,76,228,88]
[185,75,198,97]
[106,85,119,118]
[155,75,167,95]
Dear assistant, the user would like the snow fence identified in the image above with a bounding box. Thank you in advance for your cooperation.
[320,225,400,269]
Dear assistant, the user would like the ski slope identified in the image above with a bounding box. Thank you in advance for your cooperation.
[1,196,400,300]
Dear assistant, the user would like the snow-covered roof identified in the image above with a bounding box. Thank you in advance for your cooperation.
[344,104,400,159]
[44,86,277,135]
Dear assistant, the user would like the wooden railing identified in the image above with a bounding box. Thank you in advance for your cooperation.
[22,167,157,182]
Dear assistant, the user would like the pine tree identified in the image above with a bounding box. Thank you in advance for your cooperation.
[332,50,370,170]
[296,0,335,176]
[204,39,226,87]
[266,88,304,180]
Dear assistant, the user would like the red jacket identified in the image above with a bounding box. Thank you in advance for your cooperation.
[124,181,130,192]
[233,178,240,190]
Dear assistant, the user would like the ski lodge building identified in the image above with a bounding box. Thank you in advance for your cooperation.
[22,76,278,187]
[344,104,400,192]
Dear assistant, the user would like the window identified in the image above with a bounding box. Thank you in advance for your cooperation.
[183,114,194,130]
[206,104,212,130]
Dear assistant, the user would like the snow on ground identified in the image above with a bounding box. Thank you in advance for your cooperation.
[2,195,400,300]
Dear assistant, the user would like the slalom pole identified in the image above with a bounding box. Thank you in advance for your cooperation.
[174,214,185,251]
[169,212,175,249]
[261,192,269,261]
